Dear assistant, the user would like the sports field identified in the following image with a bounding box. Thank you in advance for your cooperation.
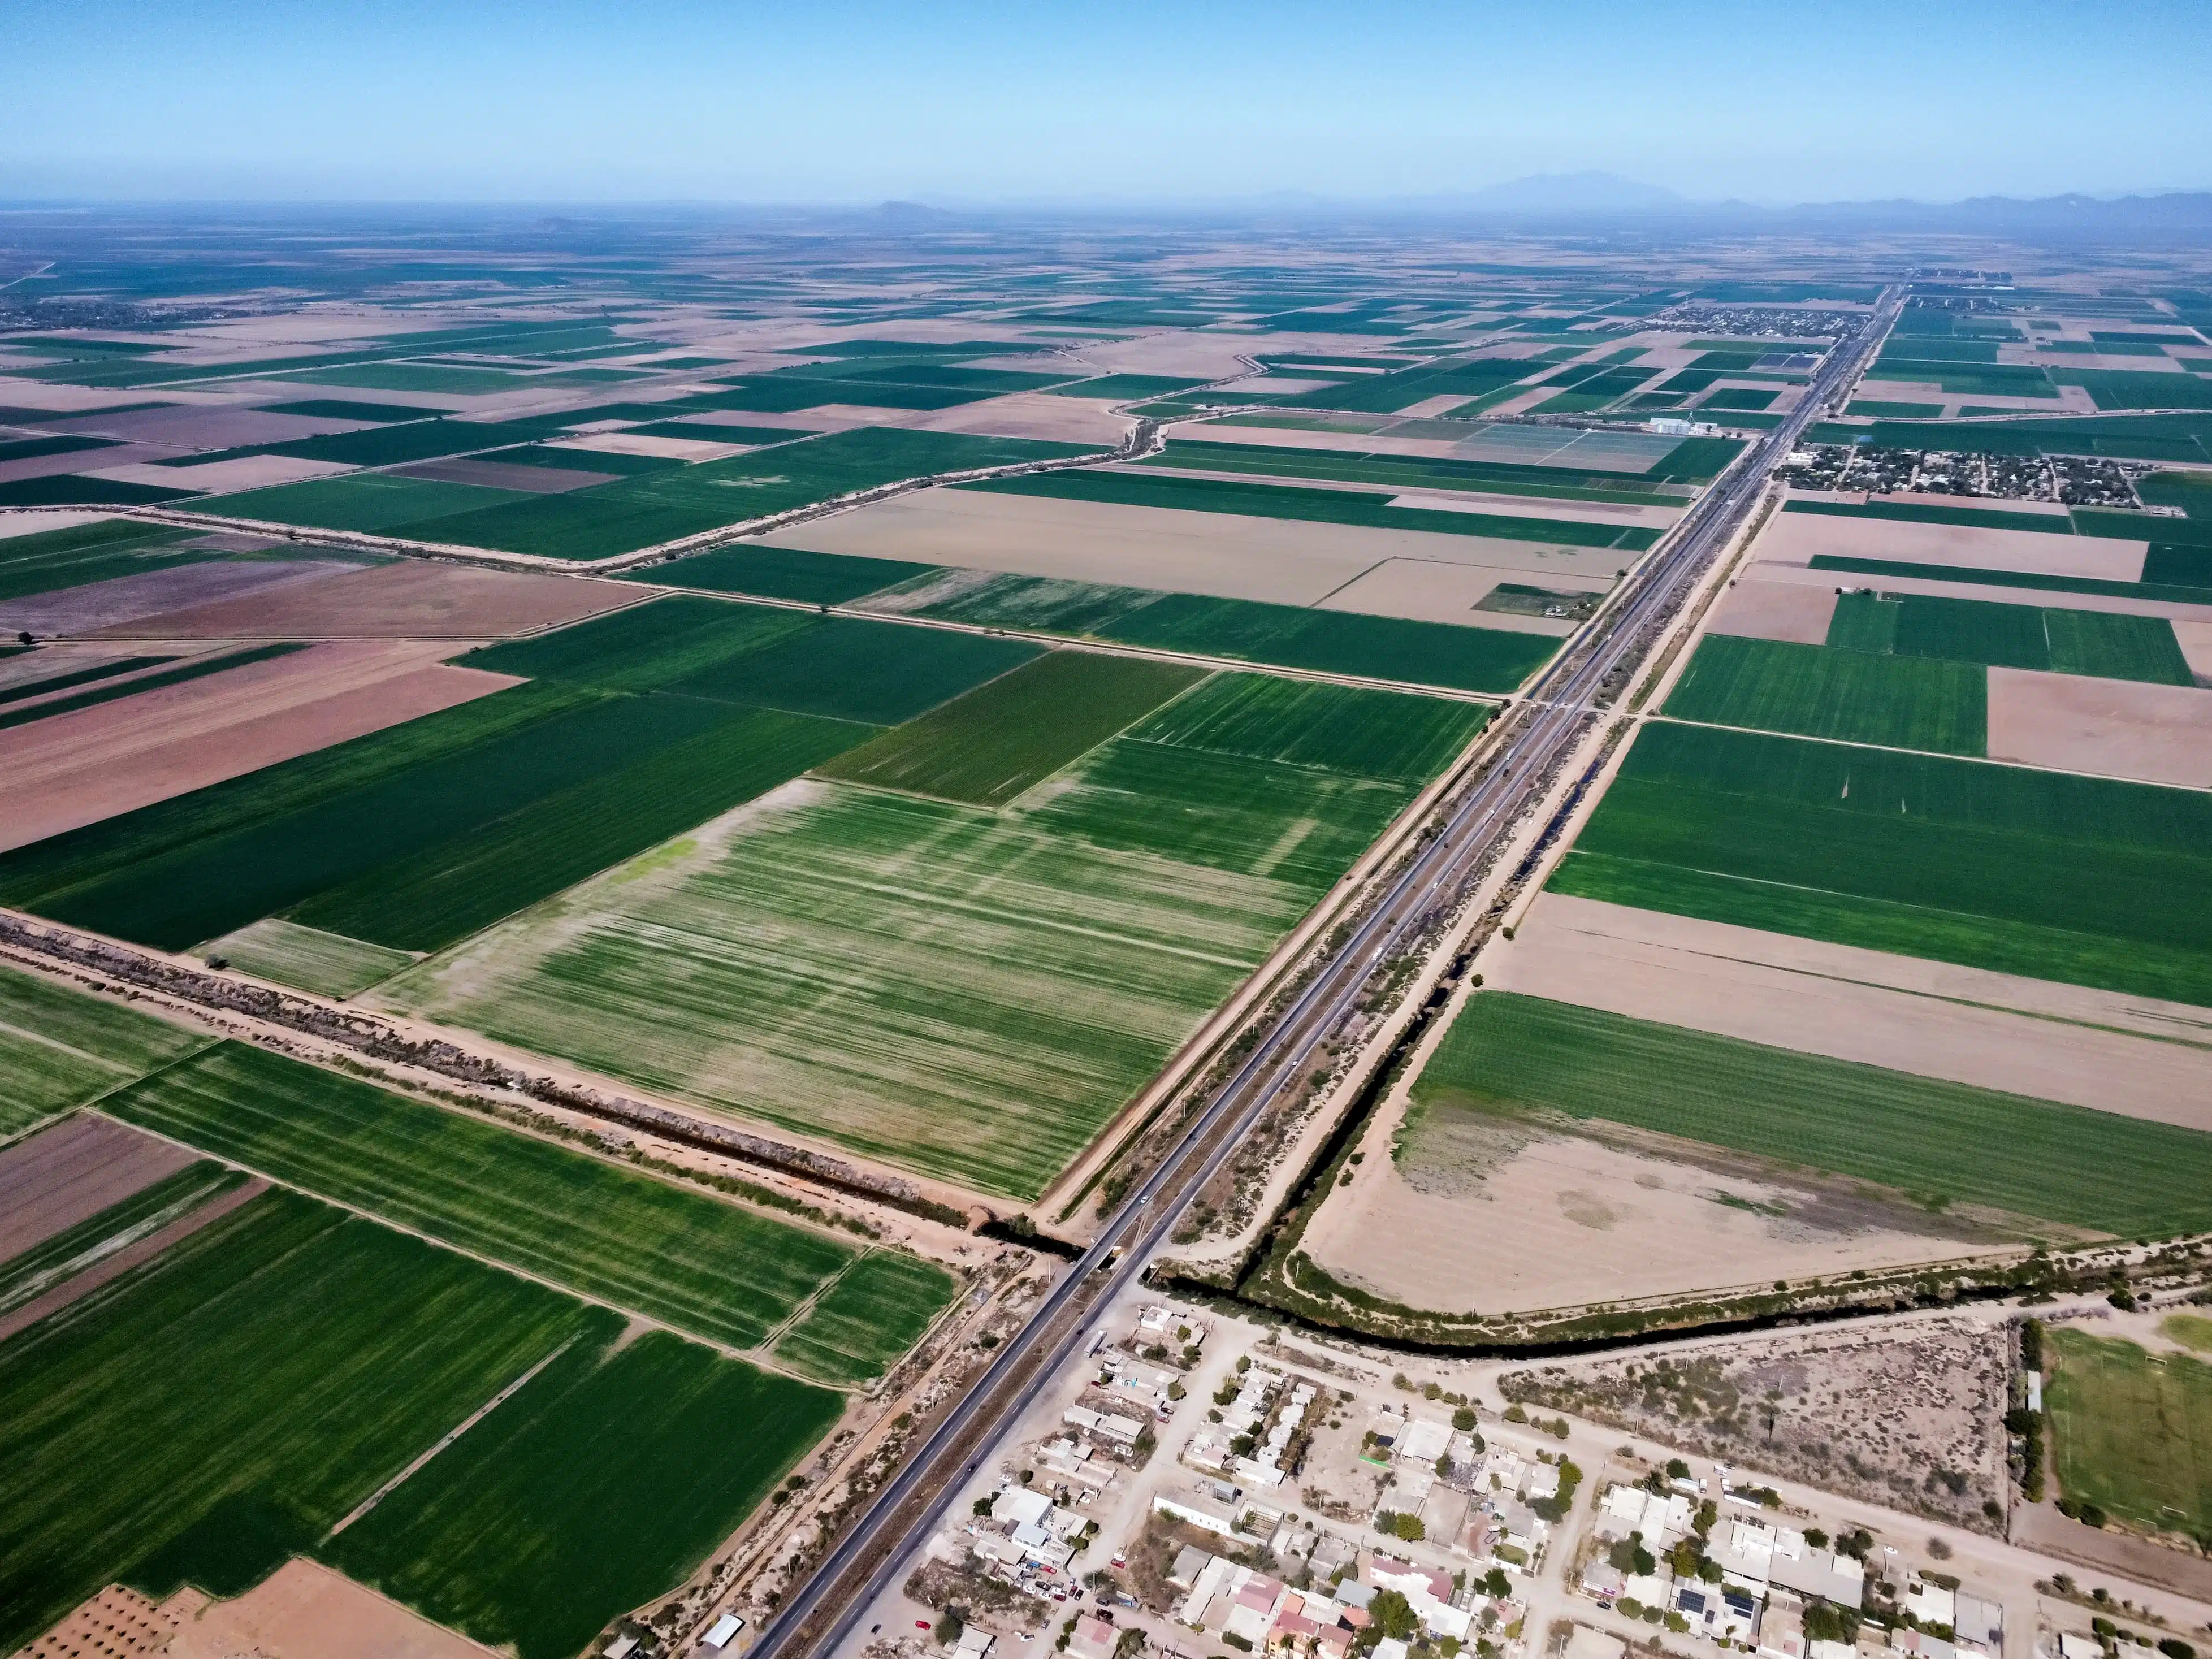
[1412,993,2212,1236]
[98,1041,950,1362]
[0,961,206,1136]
[1551,721,2212,1007]
[2045,1328,2212,1541]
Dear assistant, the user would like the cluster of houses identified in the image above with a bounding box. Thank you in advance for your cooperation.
[1363,1407,1553,1569]
[1187,1365,1317,1492]
[1160,1540,1522,1659]
[1578,1483,2002,1659]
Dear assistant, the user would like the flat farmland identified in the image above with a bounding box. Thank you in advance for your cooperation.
[0,961,207,1137]
[1412,993,2212,1236]
[0,516,228,604]
[324,1319,845,1659]
[1663,634,1988,755]
[772,1250,959,1384]
[2045,1328,2212,1540]
[1826,591,2193,683]
[819,651,1206,805]
[1551,721,2212,1007]
[1136,438,1694,508]
[97,1041,953,1359]
[1122,670,1491,785]
[0,1189,592,1652]
[635,543,938,605]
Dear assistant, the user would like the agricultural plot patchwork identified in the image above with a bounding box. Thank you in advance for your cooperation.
[1412,993,2212,1237]
[0,961,207,1137]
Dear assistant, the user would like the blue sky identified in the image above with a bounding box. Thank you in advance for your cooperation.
[7,0,2209,205]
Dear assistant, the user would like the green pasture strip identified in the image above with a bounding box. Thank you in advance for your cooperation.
[2049,369,2212,413]
[1142,438,1690,503]
[967,466,1659,551]
[0,1189,592,1652]
[1784,497,2075,535]
[1847,401,1944,419]
[0,961,208,1136]
[324,1324,844,1659]
[209,471,533,534]
[0,475,197,508]
[0,434,117,464]
[631,544,938,605]
[1876,339,2000,364]
[259,398,448,423]
[101,1043,888,1353]
[1124,671,1491,786]
[1551,721,2212,1007]
[460,592,810,691]
[0,1162,245,1316]
[2136,470,2212,518]
[196,918,417,999]
[1807,413,2212,464]
[375,781,1315,1201]
[1826,591,2192,685]
[1097,592,1557,694]
[0,643,306,734]
[2076,506,2212,549]
[0,652,176,707]
[819,651,1204,807]
[0,518,220,603]
[1412,994,2212,1237]
[660,616,1041,726]
[1867,362,2054,398]
[772,1251,960,1385]
[2045,1329,2212,1539]
[1805,555,2212,610]
[391,426,1093,561]
[1662,636,1986,755]
[1702,388,1780,412]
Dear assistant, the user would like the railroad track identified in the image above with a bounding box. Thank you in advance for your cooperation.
[742,286,1904,1659]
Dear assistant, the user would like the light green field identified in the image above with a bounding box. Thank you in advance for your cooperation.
[0,961,207,1136]
[198,917,417,998]
[376,779,1315,1199]
[2046,1327,2212,1543]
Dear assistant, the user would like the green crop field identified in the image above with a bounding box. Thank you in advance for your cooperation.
[97,1042,952,1360]
[1550,721,2212,1007]
[0,516,231,603]
[460,593,810,691]
[1410,994,2212,1236]
[393,427,1094,560]
[1702,387,1780,412]
[819,651,1204,805]
[1663,635,1987,755]
[1846,401,1945,419]
[0,1189,592,1652]
[773,1250,960,1384]
[1123,671,1490,785]
[2049,369,2212,412]
[631,544,939,605]
[1136,438,1689,505]
[212,471,533,533]
[1804,413,2212,465]
[0,961,207,1136]
[966,467,1659,551]
[1807,554,2212,611]
[2045,1328,2212,1542]
[653,615,1038,726]
[0,1161,245,1322]
[324,1319,843,1659]
[194,917,417,998]
[375,776,1334,1199]
[1826,591,2192,684]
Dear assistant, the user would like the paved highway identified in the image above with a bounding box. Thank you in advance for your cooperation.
[744,287,1903,1659]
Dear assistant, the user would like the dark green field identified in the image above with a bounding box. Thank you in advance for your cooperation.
[326,1320,843,1659]
[1412,994,2212,1236]
[0,962,207,1136]
[1702,387,1780,412]
[967,467,1660,550]
[1663,635,1986,755]
[2045,1328,2212,1542]
[630,544,938,604]
[1123,671,1490,785]
[820,651,1205,805]
[773,1251,962,1383]
[2048,369,2212,412]
[211,471,531,532]
[1825,591,2192,684]
[1550,721,2212,1006]
[98,1042,953,1359]
[0,1189,592,1652]
[0,516,232,603]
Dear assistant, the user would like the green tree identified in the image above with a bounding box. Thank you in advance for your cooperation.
[1372,1591,1421,1641]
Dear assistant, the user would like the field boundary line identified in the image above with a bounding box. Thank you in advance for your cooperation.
[758,1248,869,1352]
[324,1331,583,1539]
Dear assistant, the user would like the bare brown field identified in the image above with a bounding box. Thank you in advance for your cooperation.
[545,431,751,462]
[0,558,362,636]
[895,391,1133,445]
[2175,619,2212,681]
[391,456,621,493]
[96,454,354,492]
[765,484,1626,609]
[1491,893,2212,1125]
[0,510,116,540]
[166,1558,500,1659]
[0,642,520,849]
[45,404,376,448]
[1737,558,2212,625]
[1706,575,1839,642]
[91,560,638,640]
[1316,558,1584,631]
[0,1115,196,1263]
[0,445,185,485]
[1986,666,2212,788]
[1757,509,2148,582]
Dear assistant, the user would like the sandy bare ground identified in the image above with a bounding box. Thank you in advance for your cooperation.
[0,443,189,484]
[678,406,859,434]
[1739,557,2212,625]
[0,558,362,636]
[164,1558,502,1659]
[44,404,378,447]
[0,509,115,540]
[0,380,192,413]
[761,485,1630,608]
[391,454,621,493]
[0,1114,196,1263]
[21,1583,180,1658]
[1705,577,1839,642]
[1391,392,1479,417]
[0,643,519,850]
[1986,665,2212,788]
[1302,1119,2009,1316]
[1132,462,1681,529]
[1756,510,2149,582]
[0,642,175,694]
[1176,421,1683,475]
[1315,558,1582,631]
[96,454,355,492]
[91,560,638,640]
[1491,893,2212,1124]
[892,392,1134,445]
[547,430,752,462]
[2174,620,2212,681]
